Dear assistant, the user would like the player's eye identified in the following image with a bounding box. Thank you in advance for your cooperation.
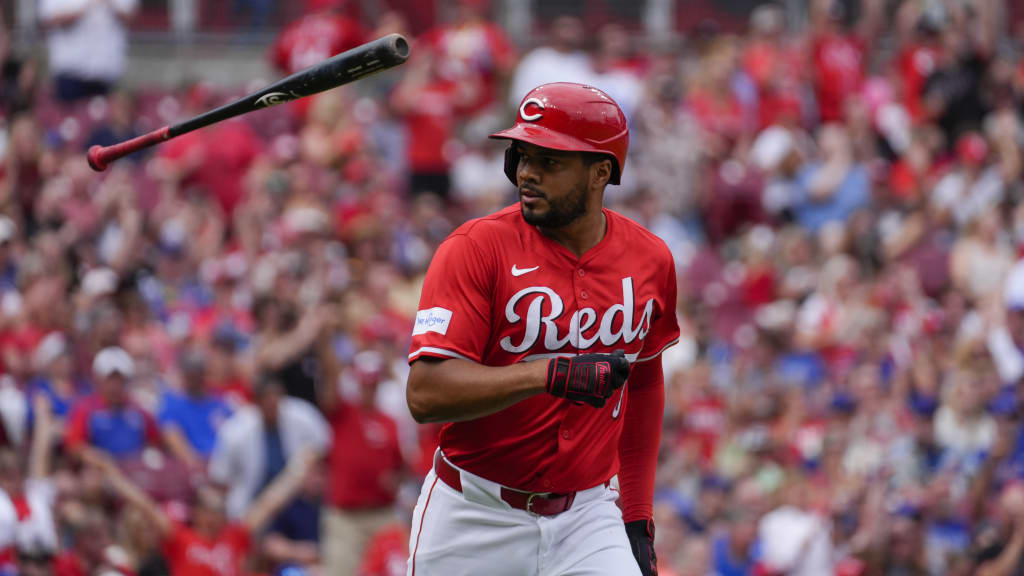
[544,158,559,168]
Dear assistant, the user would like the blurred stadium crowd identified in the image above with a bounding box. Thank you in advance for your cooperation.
[2,0,1024,574]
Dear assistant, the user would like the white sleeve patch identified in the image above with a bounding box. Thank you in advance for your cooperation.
[412,307,453,336]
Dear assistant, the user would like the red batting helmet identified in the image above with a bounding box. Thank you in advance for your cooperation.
[490,82,629,185]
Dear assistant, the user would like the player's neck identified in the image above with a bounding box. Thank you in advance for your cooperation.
[538,205,607,258]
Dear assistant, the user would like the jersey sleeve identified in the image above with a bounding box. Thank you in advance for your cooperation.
[408,232,494,364]
[637,252,680,363]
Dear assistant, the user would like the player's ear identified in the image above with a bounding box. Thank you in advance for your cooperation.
[590,157,612,188]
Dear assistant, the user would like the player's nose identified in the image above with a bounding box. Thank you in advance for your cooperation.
[516,157,542,186]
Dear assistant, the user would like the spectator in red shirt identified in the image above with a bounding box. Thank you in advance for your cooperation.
[742,4,804,128]
[90,448,317,576]
[391,46,480,200]
[358,521,410,576]
[268,1,365,123]
[809,0,882,123]
[269,1,364,76]
[318,349,404,576]
[155,84,263,217]
[421,0,516,115]
[894,13,944,122]
[207,327,251,406]
[686,37,749,156]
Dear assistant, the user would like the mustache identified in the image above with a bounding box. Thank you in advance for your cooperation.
[519,185,546,198]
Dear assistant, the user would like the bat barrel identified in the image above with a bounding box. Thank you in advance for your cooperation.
[171,33,411,137]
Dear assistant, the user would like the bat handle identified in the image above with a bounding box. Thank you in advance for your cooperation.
[87,126,172,172]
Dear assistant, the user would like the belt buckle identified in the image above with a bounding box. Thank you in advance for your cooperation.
[525,492,544,514]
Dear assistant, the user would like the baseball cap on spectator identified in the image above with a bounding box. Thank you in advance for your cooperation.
[908,390,939,418]
[93,347,135,379]
[353,350,384,386]
[159,219,188,256]
[283,205,331,238]
[755,300,796,332]
[750,126,793,173]
[33,332,67,370]
[830,392,858,414]
[81,267,119,298]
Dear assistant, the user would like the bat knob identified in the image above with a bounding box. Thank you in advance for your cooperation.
[87,145,108,172]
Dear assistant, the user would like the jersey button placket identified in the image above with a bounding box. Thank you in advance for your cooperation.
[577,268,587,299]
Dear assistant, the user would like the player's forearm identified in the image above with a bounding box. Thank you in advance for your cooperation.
[617,360,665,523]
[406,358,548,423]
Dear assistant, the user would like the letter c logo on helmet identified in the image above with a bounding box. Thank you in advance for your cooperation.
[519,98,545,122]
[490,82,629,185]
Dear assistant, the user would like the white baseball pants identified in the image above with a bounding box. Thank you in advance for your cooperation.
[406,457,642,576]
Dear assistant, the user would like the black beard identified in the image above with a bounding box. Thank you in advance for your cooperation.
[521,181,588,228]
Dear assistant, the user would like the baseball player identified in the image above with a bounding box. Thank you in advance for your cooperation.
[405,82,679,576]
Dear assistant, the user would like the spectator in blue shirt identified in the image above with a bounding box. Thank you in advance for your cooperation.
[66,347,161,459]
[711,508,760,576]
[791,125,871,233]
[26,332,88,437]
[158,346,233,470]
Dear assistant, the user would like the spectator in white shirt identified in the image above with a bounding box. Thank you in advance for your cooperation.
[39,0,138,103]
[208,376,330,520]
[933,370,996,459]
[508,16,594,109]
[0,395,58,571]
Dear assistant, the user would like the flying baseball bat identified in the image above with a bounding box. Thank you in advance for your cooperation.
[87,33,410,172]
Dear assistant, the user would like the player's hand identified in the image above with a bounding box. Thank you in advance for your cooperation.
[625,519,657,576]
[545,350,630,408]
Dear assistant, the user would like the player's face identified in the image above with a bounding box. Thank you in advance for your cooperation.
[514,143,590,229]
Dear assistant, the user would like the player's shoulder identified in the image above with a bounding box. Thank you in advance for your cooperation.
[607,209,674,263]
[446,204,524,244]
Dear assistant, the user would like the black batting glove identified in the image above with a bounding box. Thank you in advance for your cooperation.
[545,350,630,408]
[625,519,657,576]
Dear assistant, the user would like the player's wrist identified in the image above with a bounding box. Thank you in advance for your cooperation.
[545,356,571,397]
[524,359,553,396]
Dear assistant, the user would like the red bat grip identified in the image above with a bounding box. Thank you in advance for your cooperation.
[87,126,171,172]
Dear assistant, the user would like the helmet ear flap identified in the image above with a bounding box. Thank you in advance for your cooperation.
[503,146,519,186]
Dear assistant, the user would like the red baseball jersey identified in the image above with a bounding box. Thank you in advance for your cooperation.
[162,523,250,576]
[409,205,679,493]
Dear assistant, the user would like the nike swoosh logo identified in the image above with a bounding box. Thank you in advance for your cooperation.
[611,387,625,419]
[511,265,540,277]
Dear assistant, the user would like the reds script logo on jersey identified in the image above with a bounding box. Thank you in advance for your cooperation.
[409,205,679,492]
[499,278,653,355]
